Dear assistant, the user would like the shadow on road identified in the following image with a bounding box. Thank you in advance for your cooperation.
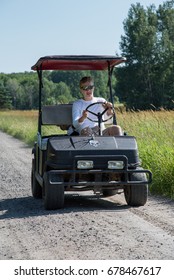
[0,193,129,220]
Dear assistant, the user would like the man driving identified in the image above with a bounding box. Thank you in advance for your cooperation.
[72,76,123,136]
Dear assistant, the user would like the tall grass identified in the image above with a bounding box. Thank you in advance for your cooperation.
[118,109,174,198]
[0,110,38,146]
[0,109,174,198]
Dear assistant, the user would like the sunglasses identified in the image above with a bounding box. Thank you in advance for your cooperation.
[80,85,94,91]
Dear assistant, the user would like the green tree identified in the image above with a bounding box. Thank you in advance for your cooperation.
[50,70,86,99]
[0,83,12,109]
[6,78,19,109]
[51,82,74,104]
[117,1,174,109]
[118,3,159,109]
[156,0,174,108]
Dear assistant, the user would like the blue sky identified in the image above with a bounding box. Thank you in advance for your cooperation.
[0,0,164,73]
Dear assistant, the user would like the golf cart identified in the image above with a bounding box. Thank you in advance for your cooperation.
[31,55,152,210]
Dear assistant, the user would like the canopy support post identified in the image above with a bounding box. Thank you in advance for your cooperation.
[37,66,43,134]
[107,62,117,125]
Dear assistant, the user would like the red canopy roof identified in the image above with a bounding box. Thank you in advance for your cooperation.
[31,55,126,71]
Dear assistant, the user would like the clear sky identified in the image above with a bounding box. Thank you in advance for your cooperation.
[0,0,164,73]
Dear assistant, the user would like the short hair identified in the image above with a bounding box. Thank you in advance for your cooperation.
[79,76,94,87]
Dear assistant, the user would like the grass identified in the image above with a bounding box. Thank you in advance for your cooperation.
[0,109,174,199]
[0,110,38,146]
[118,109,174,198]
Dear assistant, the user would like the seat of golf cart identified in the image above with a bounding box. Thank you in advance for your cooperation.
[42,104,73,126]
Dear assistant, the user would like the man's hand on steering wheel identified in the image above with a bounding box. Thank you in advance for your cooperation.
[85,101,115,123]
[102,102,114,116]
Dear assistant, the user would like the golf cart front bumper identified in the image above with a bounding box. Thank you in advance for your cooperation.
[46,155,152,188]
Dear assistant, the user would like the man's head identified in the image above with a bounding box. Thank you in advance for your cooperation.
[80,76,94,101]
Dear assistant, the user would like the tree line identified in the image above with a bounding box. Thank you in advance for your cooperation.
[0,1,174,110]
[0,71,115,110]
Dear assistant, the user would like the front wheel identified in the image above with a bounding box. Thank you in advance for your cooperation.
[43,172,64,210]
[124,168,148,206]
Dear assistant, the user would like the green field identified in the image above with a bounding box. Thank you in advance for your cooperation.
[0,109,173,199]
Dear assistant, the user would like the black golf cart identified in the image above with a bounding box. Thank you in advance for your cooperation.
[31,55,152,210]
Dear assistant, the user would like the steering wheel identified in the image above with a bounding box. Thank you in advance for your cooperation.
[85,101,114,123]
[85,101,114,135]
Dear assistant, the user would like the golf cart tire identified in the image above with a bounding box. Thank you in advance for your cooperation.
[31,159,42,199]
[43,172,64,210]
[124,168,148,206]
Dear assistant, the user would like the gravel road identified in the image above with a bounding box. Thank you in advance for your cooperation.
[0,130,173,260]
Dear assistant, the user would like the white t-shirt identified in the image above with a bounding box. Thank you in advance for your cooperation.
[72,97,107,133]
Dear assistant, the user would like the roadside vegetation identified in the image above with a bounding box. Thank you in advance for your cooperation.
[0,109,173,199]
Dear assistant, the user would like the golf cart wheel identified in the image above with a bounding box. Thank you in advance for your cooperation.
[103,190,117,197]
[124,168,148,206]
[31,159,42,198]
[43,172,64,210]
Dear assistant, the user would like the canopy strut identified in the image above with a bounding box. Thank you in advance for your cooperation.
[37,65,43,134]
[107,61,117,125]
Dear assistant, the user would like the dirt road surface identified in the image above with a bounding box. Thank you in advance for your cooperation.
[0,131,173,260]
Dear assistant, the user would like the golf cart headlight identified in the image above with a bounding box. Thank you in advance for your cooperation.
[108,161,124,169]
[77,160,93,169]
